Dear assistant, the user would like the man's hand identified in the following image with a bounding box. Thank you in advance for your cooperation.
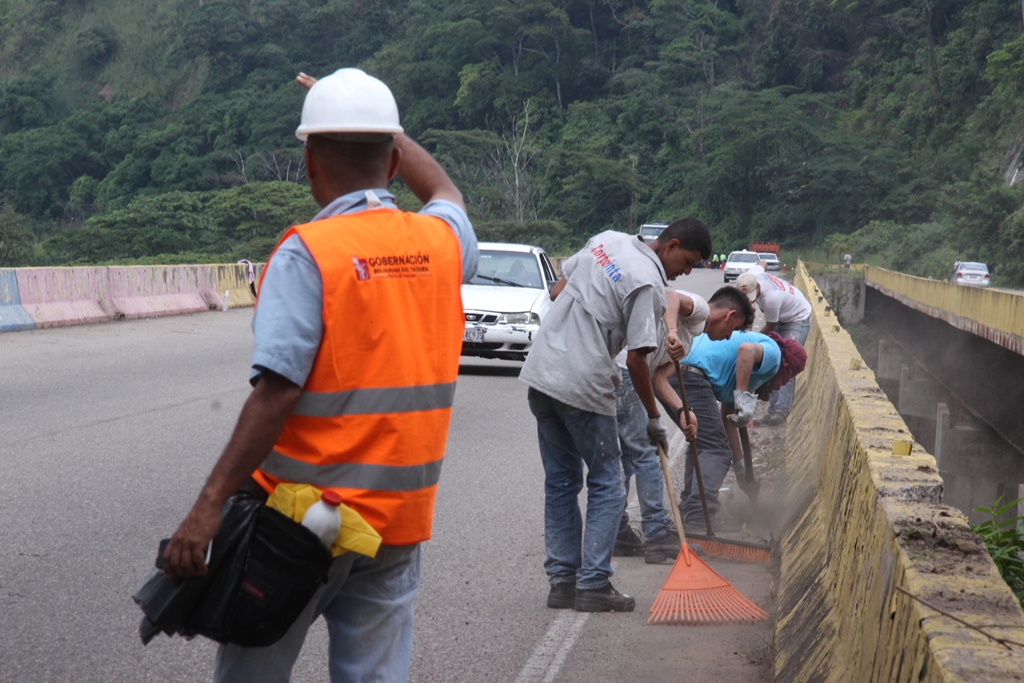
[296,72,317,89]
[666,331,687,361]
[647,416,669,453]
[728,390,758,424]
[677,409,698,442]
[163,500,221,578]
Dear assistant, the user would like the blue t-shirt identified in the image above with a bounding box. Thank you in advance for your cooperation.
[682,331,781,405]
[250,188,478,386]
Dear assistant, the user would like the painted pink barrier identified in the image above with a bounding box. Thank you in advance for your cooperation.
[105,266,219,320]
[16,268,115,328]
[9,265,244,329]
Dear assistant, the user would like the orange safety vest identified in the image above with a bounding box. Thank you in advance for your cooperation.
[251,207,465,545]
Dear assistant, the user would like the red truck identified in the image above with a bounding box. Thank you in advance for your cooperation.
[748,242,780,256]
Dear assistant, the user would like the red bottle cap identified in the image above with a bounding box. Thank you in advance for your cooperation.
[320,490,343,507]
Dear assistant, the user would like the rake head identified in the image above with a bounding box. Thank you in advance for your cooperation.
[647,545,769,626]
[685,533,772,565]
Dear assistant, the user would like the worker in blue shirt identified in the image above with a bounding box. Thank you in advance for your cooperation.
[652,330,781,531]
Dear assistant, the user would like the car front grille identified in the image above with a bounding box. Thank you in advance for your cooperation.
[465,311,499,324]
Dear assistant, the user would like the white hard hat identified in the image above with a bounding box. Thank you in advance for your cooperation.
[295,68,403,141]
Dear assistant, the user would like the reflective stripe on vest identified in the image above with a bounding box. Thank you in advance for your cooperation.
[259,451,444,491]
[293,382,456,417]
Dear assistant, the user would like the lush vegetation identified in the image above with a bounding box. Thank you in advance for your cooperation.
[2,0,1024,283]
[972,497,1024,608]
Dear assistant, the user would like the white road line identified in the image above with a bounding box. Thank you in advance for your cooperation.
[514,611,589,683]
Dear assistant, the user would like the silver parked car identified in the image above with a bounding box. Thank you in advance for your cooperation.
[950,261,990,287]
[461,243,557,361]
[758,252,781,271]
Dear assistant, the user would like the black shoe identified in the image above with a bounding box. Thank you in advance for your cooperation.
[644,526,681,564]
[767,413,788,426]
[752,414,773,427]
[574,583,636,612]
[547,582,576,609]
[612,525,644,557]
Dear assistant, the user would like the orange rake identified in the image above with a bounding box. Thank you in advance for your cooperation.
[648,443,769,626]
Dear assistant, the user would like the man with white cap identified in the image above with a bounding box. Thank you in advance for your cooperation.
[734,268,811,425]
[162,68,478,682]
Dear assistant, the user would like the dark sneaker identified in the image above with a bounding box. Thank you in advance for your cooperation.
[613,525,644,557]
[767,412,788,426]
[547,582,576,609]
[752,414,774,427]
[574,583,636,612]
[644,526,681,564]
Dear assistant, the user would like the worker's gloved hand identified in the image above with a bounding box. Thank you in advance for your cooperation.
[728,390,758,424]
[647,416,669,453]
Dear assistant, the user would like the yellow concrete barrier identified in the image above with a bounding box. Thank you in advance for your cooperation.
[864,266,1024,355]
[774,262,1024,682]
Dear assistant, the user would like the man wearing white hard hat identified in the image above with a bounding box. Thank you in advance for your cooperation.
[162,68,478,682]
[734,267,810,425]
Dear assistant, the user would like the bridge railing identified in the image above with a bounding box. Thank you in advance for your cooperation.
[864,266,1024,355]
[774,261,1024,682]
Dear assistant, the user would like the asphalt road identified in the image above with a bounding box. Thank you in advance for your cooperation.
[0,267,772,682]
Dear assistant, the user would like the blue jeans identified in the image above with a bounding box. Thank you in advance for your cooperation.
[214,544,421,683]
[528,387,625,590]
[615,369,671,541]
[658,371,733,530]
[767,317,811,417]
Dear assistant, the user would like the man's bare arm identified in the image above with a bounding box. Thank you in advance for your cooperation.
[760,321,776,334]
[163,372,303,577]
[735,342,765,392]
[550,276,567,301]
[393,134,465,210]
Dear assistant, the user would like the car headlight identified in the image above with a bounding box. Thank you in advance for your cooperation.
[497,312,540,325]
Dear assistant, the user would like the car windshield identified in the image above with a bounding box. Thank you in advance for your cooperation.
[640,225,666,239]
[959,262,987,272]
[728,253,760,263]
[469,250,544,288]
[758,253,778,261]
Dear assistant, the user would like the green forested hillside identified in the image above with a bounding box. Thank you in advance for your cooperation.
[2,0,1024,283]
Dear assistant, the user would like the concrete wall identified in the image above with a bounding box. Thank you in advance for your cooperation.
[0,263,262,331]
[774,262,1024,682]
[865,266,1024,355]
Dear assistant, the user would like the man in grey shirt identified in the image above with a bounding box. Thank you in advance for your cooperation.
[520,218,711,612]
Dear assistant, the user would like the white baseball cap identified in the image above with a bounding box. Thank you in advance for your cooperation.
[735,272,759,302]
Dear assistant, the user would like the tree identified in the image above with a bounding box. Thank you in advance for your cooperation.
[0,206,35,267]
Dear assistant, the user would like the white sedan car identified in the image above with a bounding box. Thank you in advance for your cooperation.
[950,261,991,287]
[461,243,557,361]
[723,250,762,282]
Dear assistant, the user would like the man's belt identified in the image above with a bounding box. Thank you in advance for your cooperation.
[679,364,707,380]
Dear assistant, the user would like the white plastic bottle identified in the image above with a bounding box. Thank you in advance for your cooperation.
[301,490,342,548]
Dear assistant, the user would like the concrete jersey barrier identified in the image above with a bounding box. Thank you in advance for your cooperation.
[0,263,263,331]
[774,262,1024,682]
[0,269,36,332]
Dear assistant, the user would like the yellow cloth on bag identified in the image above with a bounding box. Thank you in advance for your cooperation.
[266,483,382,559]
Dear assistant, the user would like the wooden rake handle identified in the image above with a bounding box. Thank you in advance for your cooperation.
[673,359,714,536]
[656,442,691,567]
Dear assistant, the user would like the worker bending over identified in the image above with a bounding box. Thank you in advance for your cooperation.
[735,268,811,426]
[521,218,710,613]
[653,310,784,531]
[613,287,751,563]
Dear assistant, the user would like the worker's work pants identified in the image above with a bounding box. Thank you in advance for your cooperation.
[528,387,626,590]
[614,369,671,541]
[213,543,421,683]
[662,371,733,530]
[767,317,811,418]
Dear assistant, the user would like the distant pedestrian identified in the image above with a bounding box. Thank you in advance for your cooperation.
[844,253,852,269]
